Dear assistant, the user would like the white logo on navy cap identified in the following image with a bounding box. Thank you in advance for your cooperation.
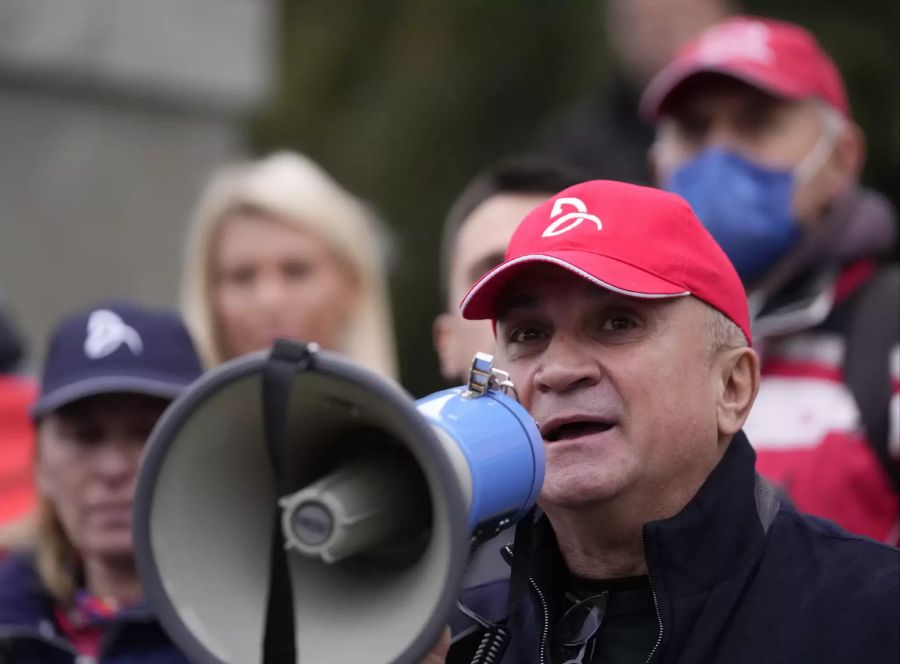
[542,197,603,238]
[84,309,143,359]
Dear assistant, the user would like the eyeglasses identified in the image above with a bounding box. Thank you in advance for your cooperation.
[553,591,609,664]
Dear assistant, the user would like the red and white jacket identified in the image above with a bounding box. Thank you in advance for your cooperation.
[745,265,899,545]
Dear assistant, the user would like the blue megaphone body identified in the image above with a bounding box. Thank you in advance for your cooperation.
[415,355,544,536]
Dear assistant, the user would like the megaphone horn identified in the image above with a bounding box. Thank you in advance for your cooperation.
[133,342,543,664]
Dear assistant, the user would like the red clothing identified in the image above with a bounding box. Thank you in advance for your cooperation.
[754,430,898,544]
[54,591,125,657]
[0,375,37,525]
[55,605,104,657]
[746,266,900,545]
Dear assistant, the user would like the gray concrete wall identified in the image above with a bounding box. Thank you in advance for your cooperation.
[0,0,275,370]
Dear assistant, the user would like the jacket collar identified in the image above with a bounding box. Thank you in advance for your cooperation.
[0,552,54,626]
[0,552,159,627]
[518,432,775,614]
[642,431,777,597]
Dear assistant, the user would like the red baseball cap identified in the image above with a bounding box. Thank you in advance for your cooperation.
[640,16,849,119]
[460,180,752,344]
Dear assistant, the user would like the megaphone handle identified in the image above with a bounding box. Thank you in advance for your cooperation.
[456,507,537,664]
[260,340,315,664]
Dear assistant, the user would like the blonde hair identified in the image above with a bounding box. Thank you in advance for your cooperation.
[26,420,79,604]
[34,495,78,603]
[0,509,37,555]
[181,151,398,377]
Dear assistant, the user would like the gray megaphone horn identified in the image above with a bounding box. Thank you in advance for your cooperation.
[133,340,543,663]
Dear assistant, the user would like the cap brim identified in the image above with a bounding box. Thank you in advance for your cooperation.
[31,376,188,419]
[460,252,690,320]
[640,62,808,119]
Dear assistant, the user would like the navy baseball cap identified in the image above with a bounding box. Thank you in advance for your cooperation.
[31,300,204,419]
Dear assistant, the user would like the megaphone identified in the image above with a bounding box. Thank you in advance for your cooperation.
[133,341,543,664]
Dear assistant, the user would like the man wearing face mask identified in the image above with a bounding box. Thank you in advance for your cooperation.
[642,16,899,544]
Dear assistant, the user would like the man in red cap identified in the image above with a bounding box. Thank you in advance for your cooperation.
[642,16,899,544]
[435,180,897,664]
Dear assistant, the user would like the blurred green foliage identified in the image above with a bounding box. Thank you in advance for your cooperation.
[253,0,899,396]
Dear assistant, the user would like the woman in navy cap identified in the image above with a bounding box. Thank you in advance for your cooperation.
[0,300,202,663]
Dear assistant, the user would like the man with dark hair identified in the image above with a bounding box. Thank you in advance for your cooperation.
[643,16,899,544]
[433,156,587,383]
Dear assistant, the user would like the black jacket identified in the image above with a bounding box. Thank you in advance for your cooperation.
[0,553,189,663]
[449,432,900,664]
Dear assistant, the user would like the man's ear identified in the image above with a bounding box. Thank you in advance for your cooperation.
[648,140,664,186]
[827,121,866,198]
[648,122,682,186]
[716,346,760,439]
[432,313,459,383]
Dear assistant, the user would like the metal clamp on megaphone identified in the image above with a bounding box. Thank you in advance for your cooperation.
[133,342,544,664]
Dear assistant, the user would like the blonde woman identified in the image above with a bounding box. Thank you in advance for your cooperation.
[181,151,398,377]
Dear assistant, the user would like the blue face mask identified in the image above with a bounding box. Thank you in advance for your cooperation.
[664,148,799,283]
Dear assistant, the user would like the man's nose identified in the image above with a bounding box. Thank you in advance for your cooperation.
[703,120,744,154]
[534,334,601,394]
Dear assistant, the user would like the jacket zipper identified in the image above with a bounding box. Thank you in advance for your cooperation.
[643,572,664,664]
[502,536,666,664]
[640,531,664,664]
[530,576,550,664]
[503,544,550,664]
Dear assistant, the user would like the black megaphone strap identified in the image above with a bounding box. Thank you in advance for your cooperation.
[261,340,316,664]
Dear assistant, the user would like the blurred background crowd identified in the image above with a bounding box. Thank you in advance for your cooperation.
[0,0,897,659]
[1,0,896,396]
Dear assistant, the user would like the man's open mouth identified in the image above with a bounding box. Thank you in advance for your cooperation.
[543,421,615,442]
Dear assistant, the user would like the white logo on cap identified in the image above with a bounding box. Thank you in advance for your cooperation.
[84,309,143,359]
[542,197,603,238]
[696,21,773,65]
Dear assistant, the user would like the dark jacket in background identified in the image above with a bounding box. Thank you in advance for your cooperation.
[535,77,654,186]
[0,553,188,664]
[448,432,900,664]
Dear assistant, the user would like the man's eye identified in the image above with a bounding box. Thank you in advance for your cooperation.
[738,114,772,137]
[508,326,545,344]
[601,315,638,332]
[675,115,709,143]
